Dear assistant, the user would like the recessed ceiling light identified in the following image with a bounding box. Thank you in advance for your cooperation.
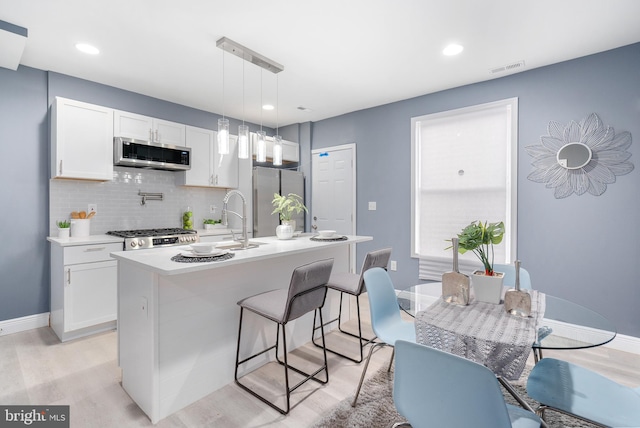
[262,104,274,111]
[442,44,464,56]
[75,43,99,55]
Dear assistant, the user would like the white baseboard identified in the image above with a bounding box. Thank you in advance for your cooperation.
[0,313,50,336]
[605,333,640,355]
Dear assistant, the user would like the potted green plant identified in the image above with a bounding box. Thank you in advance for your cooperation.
[456,220,505,304]
[271,193,308,238]
[57,220,71,239]
[271,193,307,223]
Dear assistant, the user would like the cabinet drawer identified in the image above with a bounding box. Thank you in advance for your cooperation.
[64,243,122,265]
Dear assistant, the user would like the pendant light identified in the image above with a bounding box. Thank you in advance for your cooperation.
[256,69,267,162]
[217,50,230,155]
[273,74,283,166]
[215,37,284,162]
[237,59,250,159]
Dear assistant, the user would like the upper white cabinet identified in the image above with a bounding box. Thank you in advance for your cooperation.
[114,110,186,146]
[176,126,239,188]
[252,134,300,162]
[51,97,114,180]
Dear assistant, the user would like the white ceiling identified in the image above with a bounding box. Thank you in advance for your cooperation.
[2,0,640,128]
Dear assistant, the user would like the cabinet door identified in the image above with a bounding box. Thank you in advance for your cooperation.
[52,97,114,180]
[177,126,214,186]
[154,118,186,145]
[114,110,154,141]
[282,141,300,162]
[212,133,239,188]
[64,260,117,332]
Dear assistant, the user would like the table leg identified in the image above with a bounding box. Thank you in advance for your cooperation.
[498,376,549,428]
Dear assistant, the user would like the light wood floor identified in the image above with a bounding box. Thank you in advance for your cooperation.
[1,297,639,428]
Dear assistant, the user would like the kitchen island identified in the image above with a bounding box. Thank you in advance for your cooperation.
[111,234,372,423]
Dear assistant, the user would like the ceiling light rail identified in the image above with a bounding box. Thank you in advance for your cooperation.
[216,37,284,74]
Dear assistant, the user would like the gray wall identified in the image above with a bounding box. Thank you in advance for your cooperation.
[0,66,49,320]
[310,42,640,337]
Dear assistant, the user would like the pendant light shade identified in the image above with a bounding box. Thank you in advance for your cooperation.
[256,131,267,162]
[217,118,229,155]
[238,124,250,159]
[273,135,283,166]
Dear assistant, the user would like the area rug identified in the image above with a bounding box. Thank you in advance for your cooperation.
[311,366,597,428]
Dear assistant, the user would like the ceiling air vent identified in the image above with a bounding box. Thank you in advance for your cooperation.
[489,60,525,75]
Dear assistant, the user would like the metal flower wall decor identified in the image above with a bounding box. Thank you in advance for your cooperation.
[525,113,634,198]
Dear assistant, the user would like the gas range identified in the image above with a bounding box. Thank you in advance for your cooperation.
[107,228,199,251]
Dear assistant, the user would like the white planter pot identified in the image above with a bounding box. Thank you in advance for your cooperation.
[276,224,294,240]
[282,219,296,232]
[58,228,70,239]
[471,270,504,304]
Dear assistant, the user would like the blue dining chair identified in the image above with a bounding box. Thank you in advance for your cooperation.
[526,357,640,427]
[393,340,542,428]
[351,267,416,407]
[494,263,532,290]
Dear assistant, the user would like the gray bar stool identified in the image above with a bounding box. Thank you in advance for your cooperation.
[311,248,392,363]
[234,258,334,414]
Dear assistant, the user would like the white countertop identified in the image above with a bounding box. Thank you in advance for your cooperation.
[110,235,372,276]
[47,234,124,247]
[46,228,237,247]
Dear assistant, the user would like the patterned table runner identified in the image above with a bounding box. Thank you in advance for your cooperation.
[415,289,545,380]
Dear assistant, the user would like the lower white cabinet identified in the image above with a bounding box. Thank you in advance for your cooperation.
[50,242,121,342]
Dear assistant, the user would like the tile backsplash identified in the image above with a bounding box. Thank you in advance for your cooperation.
[49,167,230,236]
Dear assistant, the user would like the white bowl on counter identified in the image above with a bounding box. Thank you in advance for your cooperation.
[190,243,216,254]
[318,230,337,238]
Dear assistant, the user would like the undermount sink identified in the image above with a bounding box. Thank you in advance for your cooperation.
[215,240,267,250]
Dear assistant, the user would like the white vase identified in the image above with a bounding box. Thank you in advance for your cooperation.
[276,224,294,240]
[282,219,296,232]
[471,270,504,304]
[58,228,70,239]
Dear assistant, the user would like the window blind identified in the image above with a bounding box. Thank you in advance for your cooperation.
[411,98,518,280]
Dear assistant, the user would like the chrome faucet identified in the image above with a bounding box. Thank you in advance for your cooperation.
[222,190,249,249]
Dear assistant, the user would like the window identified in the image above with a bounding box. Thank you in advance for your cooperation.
[411,98,518,280]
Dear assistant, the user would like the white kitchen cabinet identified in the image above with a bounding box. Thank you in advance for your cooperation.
[50,242,121,342]
[114,110,186,146]
[176,126,239,188]
[51,97,114,180]
[252,134,300,163]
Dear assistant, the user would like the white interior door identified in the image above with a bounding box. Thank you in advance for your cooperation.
[311,144,356,236]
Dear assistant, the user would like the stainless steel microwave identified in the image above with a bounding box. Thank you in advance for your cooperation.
[114,137,191,171]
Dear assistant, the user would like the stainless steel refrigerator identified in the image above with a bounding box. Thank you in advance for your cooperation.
[253,166,305,237]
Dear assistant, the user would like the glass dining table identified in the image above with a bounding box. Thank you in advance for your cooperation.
[397,282,617,362]
[396,283,617,423]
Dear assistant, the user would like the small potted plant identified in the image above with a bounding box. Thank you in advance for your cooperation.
[57,220,71,239]
[203,218,222,230]
[271,193,308,238]
[456,220,505,304]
